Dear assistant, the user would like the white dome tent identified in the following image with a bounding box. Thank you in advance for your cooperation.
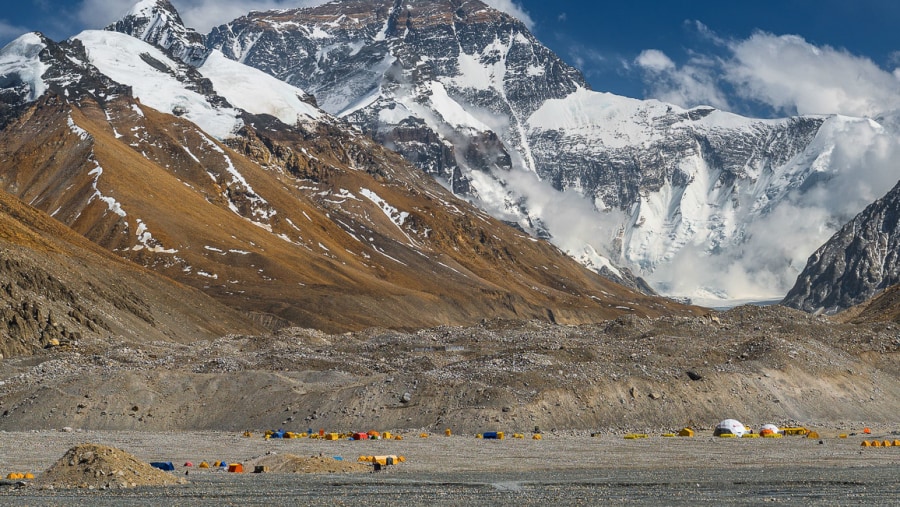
[759,424,780,436]
[714,419,748,437]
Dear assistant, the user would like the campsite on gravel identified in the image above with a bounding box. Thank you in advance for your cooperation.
[0,429,897,505]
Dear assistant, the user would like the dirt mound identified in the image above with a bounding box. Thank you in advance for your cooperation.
[36,443,186,489]
[248,453,369,474]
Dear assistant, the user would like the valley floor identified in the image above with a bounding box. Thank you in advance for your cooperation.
[0,430,897,505]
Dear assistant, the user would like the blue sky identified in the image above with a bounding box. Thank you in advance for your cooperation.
[2,0,899,118]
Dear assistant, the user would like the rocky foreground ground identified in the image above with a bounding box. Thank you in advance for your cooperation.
[0,305,896,435]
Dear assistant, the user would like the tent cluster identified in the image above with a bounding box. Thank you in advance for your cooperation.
[256,429,405,441]
[861,440,900,447]
[175,460,246,472]
[712,420,819,438]
[474,431,543,440]
[252,427,546,442]
[357,455,406,466]
[5,472,34,480]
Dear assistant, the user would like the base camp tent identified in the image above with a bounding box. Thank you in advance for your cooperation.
[759,424,780,436]
[714,419,748,437]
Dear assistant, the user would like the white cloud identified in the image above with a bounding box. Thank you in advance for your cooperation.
[634,49,674,73]
[890,51,900,67]
[725,33,900,117]
[491,167,629,274]
[646,115,900,303]
[634,49,731,110]
[625,29,900,303]
[635,30,900,119]
[482,0,534,30]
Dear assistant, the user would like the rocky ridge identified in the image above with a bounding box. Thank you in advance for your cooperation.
[784,179,900,313]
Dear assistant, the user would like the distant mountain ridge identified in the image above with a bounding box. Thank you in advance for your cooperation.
[194,0,884,305]
[0,9,696,339]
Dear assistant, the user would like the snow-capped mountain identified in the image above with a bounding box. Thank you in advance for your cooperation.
[783,179,900,314]
[0,19,691,332]
[106,0,208,65]
[198,0,893,305]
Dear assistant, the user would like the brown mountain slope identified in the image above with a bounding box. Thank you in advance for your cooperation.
[0,186,260,359]
[834,283,900,324]
[0,91,699,332]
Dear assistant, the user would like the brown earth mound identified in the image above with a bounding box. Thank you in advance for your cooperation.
[248,453,370,474]
[36,443,186,489]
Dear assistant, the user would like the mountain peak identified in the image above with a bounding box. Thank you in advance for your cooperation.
[0,32,130,126]
[108,0,208,65]
[125,0,174,18]
[0,32,50,126]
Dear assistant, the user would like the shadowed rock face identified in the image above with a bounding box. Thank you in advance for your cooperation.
[783,180,900,314]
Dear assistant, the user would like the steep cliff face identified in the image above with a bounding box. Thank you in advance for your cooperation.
[199,0,880,305]
[783,180,900,314]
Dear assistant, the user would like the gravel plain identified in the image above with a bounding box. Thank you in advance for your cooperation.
[0,430,897,505]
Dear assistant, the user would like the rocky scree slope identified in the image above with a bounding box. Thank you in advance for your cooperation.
[840,283,900,324]
[0,306,896,432]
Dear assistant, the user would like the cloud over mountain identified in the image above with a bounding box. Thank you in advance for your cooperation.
[636,28,900,118]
